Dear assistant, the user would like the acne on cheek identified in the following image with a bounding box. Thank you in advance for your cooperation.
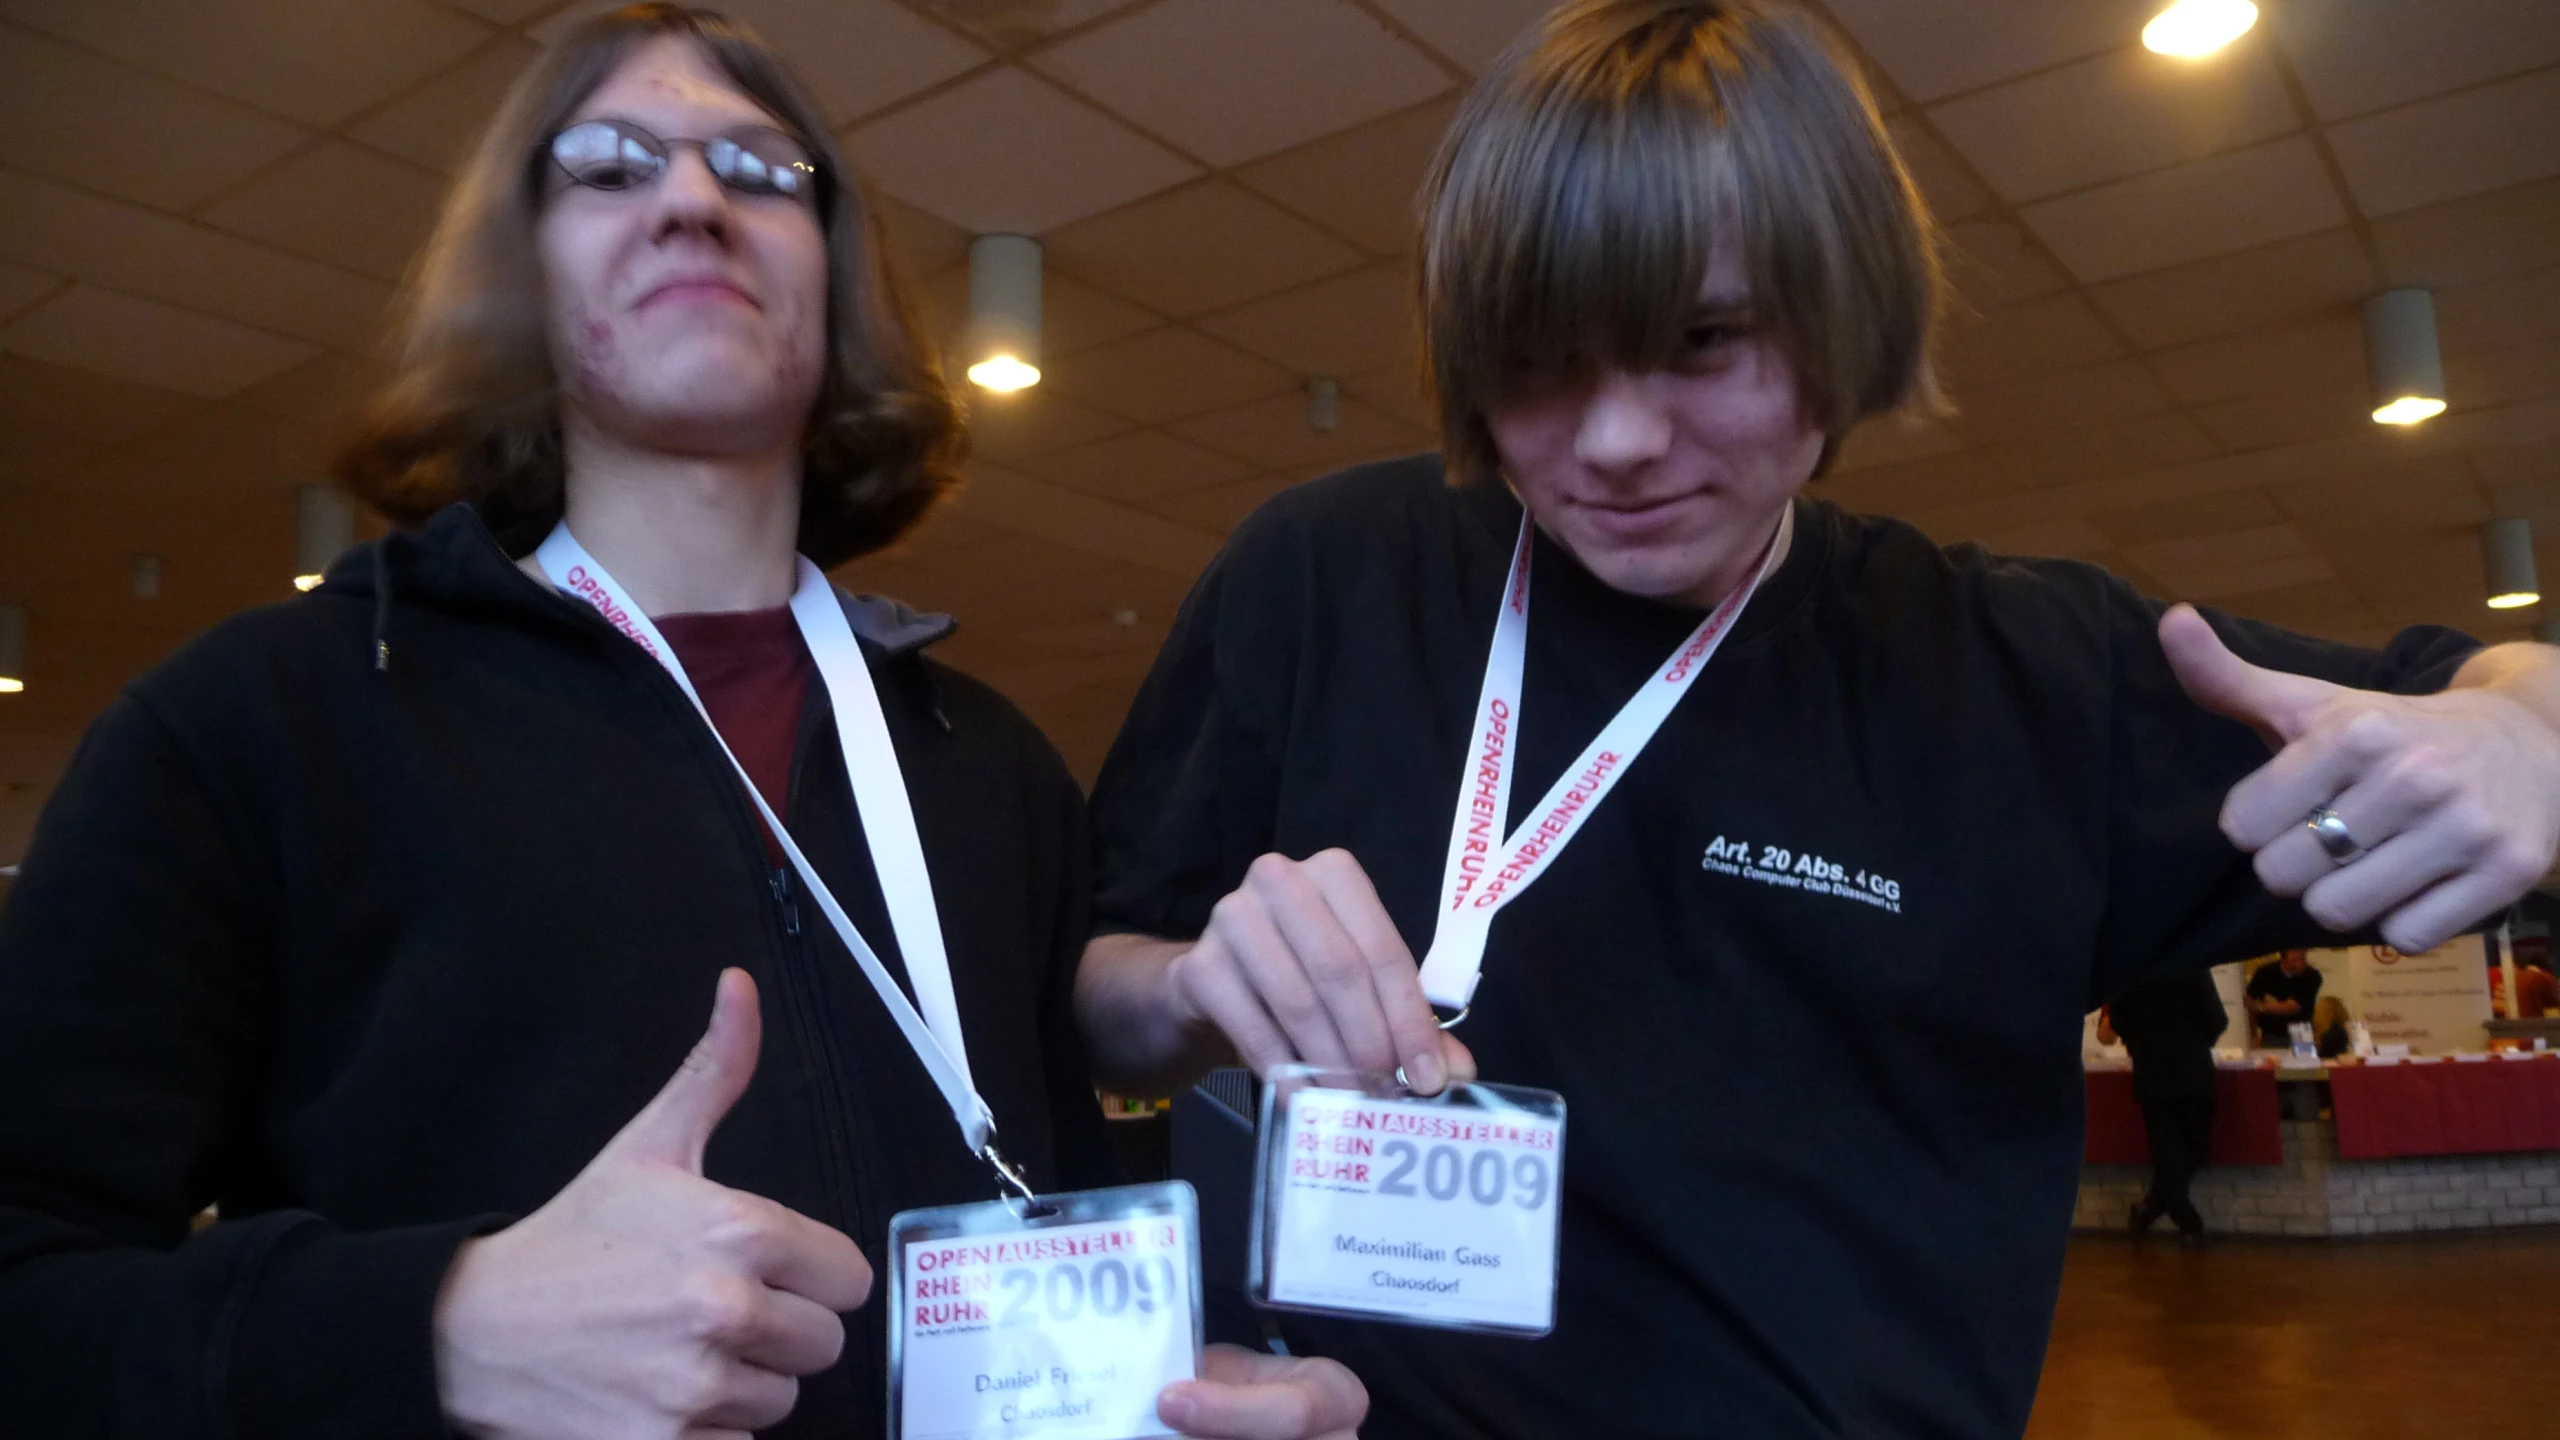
[768,301,824,393]
[565,303,622,395]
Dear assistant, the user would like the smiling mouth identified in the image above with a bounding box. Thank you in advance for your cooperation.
[638,280,756,310]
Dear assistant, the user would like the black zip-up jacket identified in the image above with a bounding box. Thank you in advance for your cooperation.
[0,503,1115,1438]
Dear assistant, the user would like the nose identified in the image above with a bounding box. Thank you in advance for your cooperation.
[647,144,733,242]
[1573,369,1671,478]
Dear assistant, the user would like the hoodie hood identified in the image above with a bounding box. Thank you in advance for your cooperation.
[310,501,958,673]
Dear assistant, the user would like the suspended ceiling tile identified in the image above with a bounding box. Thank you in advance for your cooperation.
[1044,181,1362,319]
[1831,416,1964,472]
[1368,0,1551,72]
[1,0,492,128]
[2433,266,2560,360]
[1886,117,1991,223]
[905,0,1129,52]
[1019,428,1252,506]
[441,0,559,22]
[2093,486,2285,549]
[1232,97,1456,257]
[1982,412,2223,486]
[348,38,541,174]
[1138,470,1299,534]
[201,143,444,284]
[0,287,315,400]
[2087,228,2377,351]
[2371,176,2560,290]
[848,66,1197,234]
[701,0,989,125]
[1195,265,1415,380]
[0,25,311,213]
[2269,0,2560,122]
[0,171,395,349]
[0,263,60,325]
[954,462,1222,576]
[1940,219,2074,311]
[1166,391,1427,473]
[2149,317,2367,406]
[1970,517,2113,560]
[1821,0,2159,105]
[2214,578,2379,639]
[2128,520,2323,578]
[1043,325,1295,425]
[2020,136,2348,284]
[2328,67,2560,218]
[1342,365,1433,433]
[1033,0,1449,168]
[1924,43,2296,204]
[0,351,203,471]
[1934,292,2125,390]
[1946,358,2175,443]
[875,195,974,279]
[2443,337,2560,413]
[2188,382,2372,453]
[957,384,1130,463]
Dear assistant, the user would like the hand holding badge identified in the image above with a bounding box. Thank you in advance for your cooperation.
[539,529,1203,1438]
[1239,510,1780,1337]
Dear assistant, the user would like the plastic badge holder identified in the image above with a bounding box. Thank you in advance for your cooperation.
[888,1181,1202,1440]
[1249,1064,1565,1338]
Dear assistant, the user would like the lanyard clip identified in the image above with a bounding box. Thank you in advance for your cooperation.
[1431,1001,1471,1031]
[983,1142,1039,1209]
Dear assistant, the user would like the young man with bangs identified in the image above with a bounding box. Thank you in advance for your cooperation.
[1076,1,2560,1435]
[0,5,1361,1438]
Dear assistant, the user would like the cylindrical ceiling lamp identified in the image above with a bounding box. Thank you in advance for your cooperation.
[2142,0,2258,58]
[2365,289,2446,426]
[966,234,1042,392]
[2482,517,2539,610]
[1307,377,1340,434]
[0,605,26,693]
[295,486,354,592]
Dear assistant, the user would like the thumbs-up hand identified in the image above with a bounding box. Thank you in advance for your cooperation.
[433,969,872,1440]
[2161,604,2560,954]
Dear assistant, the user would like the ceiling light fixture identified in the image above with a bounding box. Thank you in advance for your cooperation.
[2364,289,2447,426]
[133,554,162,600]
[0,605,26,693]
[2142,0,2258,58]
[965,234,1042,392]
[2483,518,2539,611]
[1307,377,1340,434]
[296,486,353,592]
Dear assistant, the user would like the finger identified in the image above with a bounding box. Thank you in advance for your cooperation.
[1160,1347,1367,1440]
[2251,764,2442,897]
[2378,870,2518,956]
[714,1200,872,1314]
[2159,605,2346,748]
[2296,832,2467,934]
[694,1362,800,1431]
[1175,939,1300,1077]
[1250,856,1395,1072]
[1439,1031,1479,1088]
[1302,850,1448,1089]
[735,1287,848,1374]
[1217,871,1355,1070]
[609,968,762,1173]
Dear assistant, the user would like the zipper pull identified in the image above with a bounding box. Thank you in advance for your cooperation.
[771,869,802,937]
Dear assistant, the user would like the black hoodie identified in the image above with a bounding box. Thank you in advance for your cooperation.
[0,503,1114,1438]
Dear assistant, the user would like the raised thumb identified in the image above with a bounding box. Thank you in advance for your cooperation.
[607,967,762,1173]
[2158,603,2333,748]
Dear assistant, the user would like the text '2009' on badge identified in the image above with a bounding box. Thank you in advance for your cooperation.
[889,1181,1202,1440]
[1250,1064,1565,1337]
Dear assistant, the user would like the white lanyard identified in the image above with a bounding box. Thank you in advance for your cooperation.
[1414,508,1787,1012]
[535,525,1012,1179]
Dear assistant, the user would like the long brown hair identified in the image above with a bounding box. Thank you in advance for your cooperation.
[336,3,963,567]
[1418,0,1942,486]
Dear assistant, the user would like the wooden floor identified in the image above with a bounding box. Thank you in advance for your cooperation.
[2028,1230,2560,1438]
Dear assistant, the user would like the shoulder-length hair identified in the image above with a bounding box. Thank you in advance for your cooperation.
[1419,0,1942,485]
[336,3,962,567]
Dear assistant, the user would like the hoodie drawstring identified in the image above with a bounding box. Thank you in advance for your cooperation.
[370,542,393,674]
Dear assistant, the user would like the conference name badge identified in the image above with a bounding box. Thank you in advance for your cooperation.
[1249,1065,1564,1336]
[889,1182,1202,1440]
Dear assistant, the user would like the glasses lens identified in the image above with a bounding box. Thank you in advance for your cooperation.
[710,130,817,198]
[552,121,663,190]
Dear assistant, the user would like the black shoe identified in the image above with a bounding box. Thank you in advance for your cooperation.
[2128,1201,2163,1236]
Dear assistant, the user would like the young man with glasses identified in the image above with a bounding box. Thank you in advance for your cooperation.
[0,7,1360,1438]
[1076,2,2560,1435]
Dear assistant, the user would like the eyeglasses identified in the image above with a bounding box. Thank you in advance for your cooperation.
[544,118,822,201]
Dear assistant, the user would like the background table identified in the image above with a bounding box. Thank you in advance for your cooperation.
[2328,1056,2560,1159]
[2084,1066,2283,1166]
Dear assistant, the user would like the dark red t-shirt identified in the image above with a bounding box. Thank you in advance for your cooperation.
[657,606,812,864]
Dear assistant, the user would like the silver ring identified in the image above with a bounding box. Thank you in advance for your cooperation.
[2306,806,2362,863]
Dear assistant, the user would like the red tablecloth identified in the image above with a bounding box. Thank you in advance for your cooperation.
[2084,1067,2283,1166]
[2328,1057,2560,1159]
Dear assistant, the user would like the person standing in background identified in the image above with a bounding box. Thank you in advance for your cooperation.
[2104,972,2230,1244]
[2247,950,2326,1048]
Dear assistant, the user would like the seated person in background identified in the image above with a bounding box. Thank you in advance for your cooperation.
[2506,937,2560,1018]
[2248,950,2325,1048]
[2313,995,2354,1058]
[2106,971,2230,1243]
